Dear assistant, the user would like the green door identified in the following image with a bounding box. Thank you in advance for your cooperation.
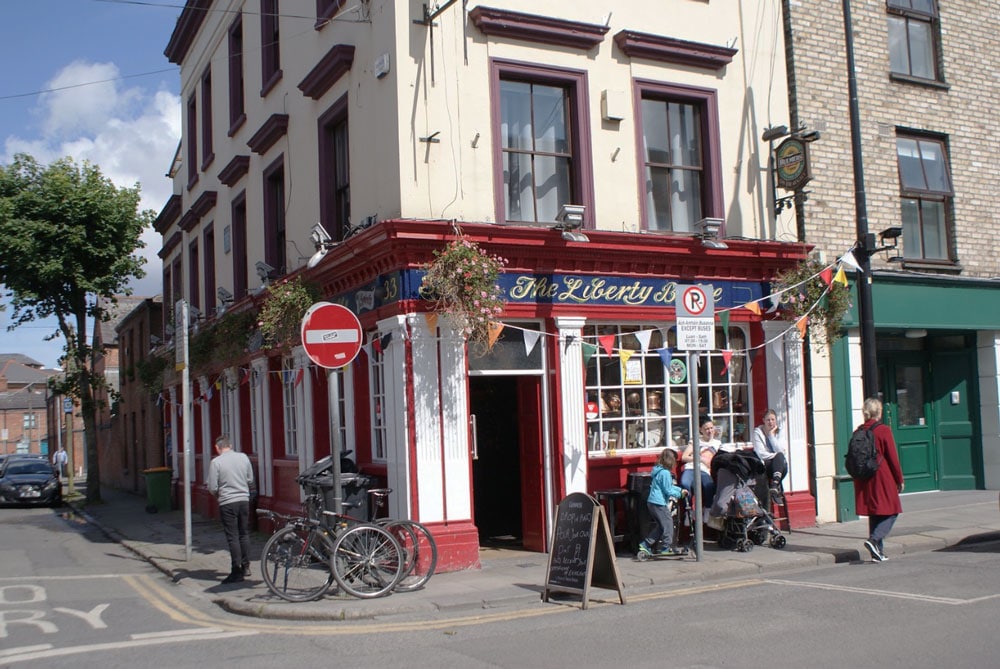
[880,354,937,493]
[930,349,979,490]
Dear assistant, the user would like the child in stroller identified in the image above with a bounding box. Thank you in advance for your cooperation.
[710,448,787,552]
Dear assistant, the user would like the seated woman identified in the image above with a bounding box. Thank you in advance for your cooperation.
[680,417,720,517]
[752,409,788,490]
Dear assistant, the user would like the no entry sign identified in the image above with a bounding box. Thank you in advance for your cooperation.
[300,302,363,369]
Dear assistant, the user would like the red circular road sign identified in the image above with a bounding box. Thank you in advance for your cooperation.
[300,302,363,369]
[681,285,709,316]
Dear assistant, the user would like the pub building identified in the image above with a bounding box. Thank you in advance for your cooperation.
[270,220,812,570]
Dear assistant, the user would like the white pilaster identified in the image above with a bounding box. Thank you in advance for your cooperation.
[250,357,272,497]
[761,321,807,492]
[556,316,588,494]
[977,331,1000,489]
[377,315,416,520]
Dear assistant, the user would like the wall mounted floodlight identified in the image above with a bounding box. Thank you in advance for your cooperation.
[554,204,586,229]
[217,287,234,304]
[255,261,277,283]
[695,217,728,250]
[876,225,903,262]
[762,125,789,142]
[310,222,332,248]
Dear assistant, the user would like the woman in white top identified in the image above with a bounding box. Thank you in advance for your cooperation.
[752,409,788,489]
[680,417,720,508]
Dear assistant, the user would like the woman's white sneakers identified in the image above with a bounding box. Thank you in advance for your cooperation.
[864,539,888,562]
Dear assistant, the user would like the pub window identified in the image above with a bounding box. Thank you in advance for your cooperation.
[887,0,941,82]
[896,133,952,261]
[492,60,592,226]
[584,324,749,455]
[369,334,388,462]
[639,92,706,232]
[281,357,299,457]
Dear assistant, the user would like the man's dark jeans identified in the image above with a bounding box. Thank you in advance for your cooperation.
[219,500,250,572]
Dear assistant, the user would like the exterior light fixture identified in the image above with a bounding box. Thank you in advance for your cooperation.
[255,261,277,283]
[552,204,589,242]
[308,222,341,268]
[876,226,903,262]
[695,217,728,249]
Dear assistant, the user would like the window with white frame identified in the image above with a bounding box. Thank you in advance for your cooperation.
[887,0,941,81]
[220,372,234,441]
[369,335,388,462]
[896,133,952,261]
[282,357,299,457]
[584,324,749,455]
[331,368,349,458]
[249,367,262,453]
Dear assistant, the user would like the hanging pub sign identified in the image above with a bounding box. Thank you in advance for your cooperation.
[775,136,813,191]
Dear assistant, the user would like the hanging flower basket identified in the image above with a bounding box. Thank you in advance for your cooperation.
[258,276,322,352]
[420,235,507,349]
[772,256,852,350]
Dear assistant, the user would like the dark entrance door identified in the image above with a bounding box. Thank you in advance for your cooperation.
[929,348,979,489]
[470,376,523,547]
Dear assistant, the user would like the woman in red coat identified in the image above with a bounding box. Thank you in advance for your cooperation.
[854,397,904,562]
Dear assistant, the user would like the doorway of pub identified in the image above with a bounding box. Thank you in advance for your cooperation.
[469,375,547,551]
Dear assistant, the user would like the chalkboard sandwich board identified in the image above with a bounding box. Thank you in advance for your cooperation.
[542,492,626,609]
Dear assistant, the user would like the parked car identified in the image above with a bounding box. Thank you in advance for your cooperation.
[0,457,62,506]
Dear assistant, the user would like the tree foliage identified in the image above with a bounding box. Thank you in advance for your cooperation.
[0,153,153,502]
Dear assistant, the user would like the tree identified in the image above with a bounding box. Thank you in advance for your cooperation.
[0,154,152,502]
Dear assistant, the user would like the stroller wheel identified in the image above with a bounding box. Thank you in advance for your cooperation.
[737,538,754,553]
[770,534,787,549]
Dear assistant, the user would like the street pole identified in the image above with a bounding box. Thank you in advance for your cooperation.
[842,0,878,400]
[687,352,703,561]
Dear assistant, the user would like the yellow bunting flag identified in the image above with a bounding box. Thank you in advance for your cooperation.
[833,266,848,287]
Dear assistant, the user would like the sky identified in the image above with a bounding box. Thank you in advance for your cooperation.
[0,0,184,369]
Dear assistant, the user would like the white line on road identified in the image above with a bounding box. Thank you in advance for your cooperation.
[0,574,124,582]
[131,627,229,640]
[0,630,256,665]
[0,645,53,658]
[766,578,993,605]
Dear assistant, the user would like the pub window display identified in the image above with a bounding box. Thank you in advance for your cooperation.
[584,324,749,455]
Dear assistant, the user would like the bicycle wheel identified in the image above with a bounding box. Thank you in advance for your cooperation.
[380,520,438,592]
[330,523,403,598]
[260,525,335,602]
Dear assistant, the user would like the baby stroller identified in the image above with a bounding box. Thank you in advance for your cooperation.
[711,449,786,552]
[718,481,786,552]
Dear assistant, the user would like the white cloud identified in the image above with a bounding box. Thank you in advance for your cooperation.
[3,61,181,295]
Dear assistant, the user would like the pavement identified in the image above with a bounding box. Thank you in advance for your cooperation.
[65,486,1000,621]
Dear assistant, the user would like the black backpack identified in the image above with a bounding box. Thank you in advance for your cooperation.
[845,425,881,480]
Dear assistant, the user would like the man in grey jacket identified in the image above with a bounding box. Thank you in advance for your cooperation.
[207,435,255,584]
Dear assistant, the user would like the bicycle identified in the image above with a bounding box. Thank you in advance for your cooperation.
[299,472,439,592]
[257,505,404,601]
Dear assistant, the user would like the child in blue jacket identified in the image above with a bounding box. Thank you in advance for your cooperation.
[638,448,688,557]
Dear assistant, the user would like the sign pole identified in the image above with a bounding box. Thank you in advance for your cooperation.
[176,300,193,562]
[327,369,343,515]
[687,352,703,561]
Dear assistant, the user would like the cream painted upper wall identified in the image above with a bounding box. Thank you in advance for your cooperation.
[165,1,794,301]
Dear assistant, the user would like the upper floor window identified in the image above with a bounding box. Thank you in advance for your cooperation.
[896,134,952,261]
[231,193,248,298]
[261,0,282,95]
[636,81,721,233]
[188,238,200,310]
[492,60,593,226]
[203,224,216,315]
[200,67,214,169]
[318,97,350,240]
[186,94,198,188]
[227,14,246,134]
[887,0,940,81]
[263,156,286,275]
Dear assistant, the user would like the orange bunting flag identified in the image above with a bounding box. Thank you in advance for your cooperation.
[487,321,505,348]
[795,315,808,338]
[833,266,848,287]
[744,300,762,316]
[424,312,439,333]
[598,334,616,356]
[820,267,834,287]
